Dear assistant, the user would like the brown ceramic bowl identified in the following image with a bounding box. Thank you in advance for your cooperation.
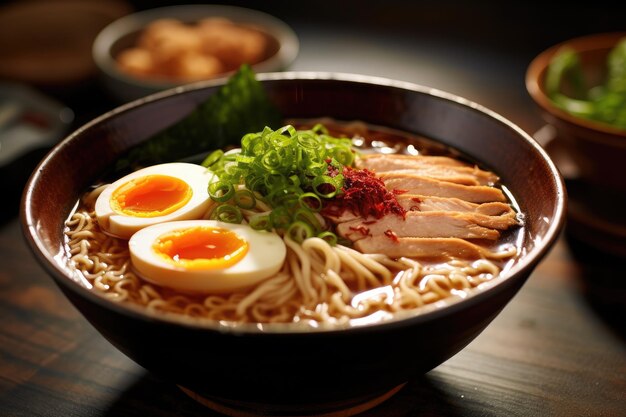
[93,4,299,103]
[526,32,626,257]
[526,31,626,190]
[21,73,565,416]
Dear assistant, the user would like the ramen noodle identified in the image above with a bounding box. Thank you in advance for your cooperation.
[64,120,523,329]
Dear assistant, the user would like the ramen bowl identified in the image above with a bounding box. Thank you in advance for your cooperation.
[526,32,626,257]
[21,72,565,416]
[93,4,299,102]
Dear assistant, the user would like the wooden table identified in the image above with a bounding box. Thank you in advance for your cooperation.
[1,2,625,416]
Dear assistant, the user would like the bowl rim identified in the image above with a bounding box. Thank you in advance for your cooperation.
[525,31,626,140]
[92,4,300,91]
[21,71,567,335]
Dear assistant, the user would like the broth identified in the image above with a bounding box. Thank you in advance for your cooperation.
[63,119,524,329]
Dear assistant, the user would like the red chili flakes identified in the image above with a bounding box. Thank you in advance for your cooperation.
[322,167,406,220]
[326,159,341,177]
[349,225,371,236]
[384,229,399,242]
[408,196,422,211]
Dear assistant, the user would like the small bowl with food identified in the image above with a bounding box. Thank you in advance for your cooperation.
[21,69,565,416]
[526,32,626,256]
[92,4,299,102]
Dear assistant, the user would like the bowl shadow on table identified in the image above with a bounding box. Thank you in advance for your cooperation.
[537,138,626,341]
[564,227,626,341]
[102,372,467,417]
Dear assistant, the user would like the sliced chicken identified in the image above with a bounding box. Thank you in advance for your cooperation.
[356,153,470,168]
[327,198,518,228]
[397,194,514,216]
[354,235,511,260]
[332,154,519,261]
[356,156,498,186]
[381,173,506,203]
[337,211,501,242]
[397,195,518,225]
[372,168,495,186]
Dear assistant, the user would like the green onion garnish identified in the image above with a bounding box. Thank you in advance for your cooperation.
[210,204,243,224]
[287,221,314,243]
[205,124,355,242]
[233,189,256,209]
[208,180,235,203]
[317,231,338,246]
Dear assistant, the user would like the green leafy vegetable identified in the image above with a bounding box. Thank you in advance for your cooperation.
[203,123,356,243]
[115,64,282,172]
[546,37,626,130]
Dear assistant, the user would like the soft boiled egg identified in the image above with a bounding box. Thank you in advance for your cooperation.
[95,162,215,239]
[128,220,287,293]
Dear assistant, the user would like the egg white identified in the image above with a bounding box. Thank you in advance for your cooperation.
[95,162,215,239]
[128,220,287,293]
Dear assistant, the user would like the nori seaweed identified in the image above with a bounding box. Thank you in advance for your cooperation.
[114,65,282,173]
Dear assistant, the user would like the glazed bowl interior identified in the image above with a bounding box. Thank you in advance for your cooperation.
[21,72,565,406]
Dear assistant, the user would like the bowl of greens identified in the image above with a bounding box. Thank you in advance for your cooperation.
[526,32,626,192]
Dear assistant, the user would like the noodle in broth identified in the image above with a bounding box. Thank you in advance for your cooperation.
[64,121,522,328]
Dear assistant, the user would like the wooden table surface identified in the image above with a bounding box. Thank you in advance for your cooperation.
[1,2,625,416]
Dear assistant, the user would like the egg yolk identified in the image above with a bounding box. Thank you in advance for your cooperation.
[111,174,192,218]
[152,226,249,270]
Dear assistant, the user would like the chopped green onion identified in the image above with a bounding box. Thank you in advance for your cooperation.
[234,189,256,209]
[293,207,322,231]
[269,206,292,229]
[211,204,243,223]
[208,180,235,202]
[201,149,224,168]
[317,231,338,246]
[330,146,355,166]
[249,214,271,231]
[276,124,297,137]
[298,192,322,212]
[312,175,340,198]
[205,124,356,239]
[261,150,281,172]
[289,174,301,188]
[312,123,329,135]
[287,221,314,243]
[297,132,322,149]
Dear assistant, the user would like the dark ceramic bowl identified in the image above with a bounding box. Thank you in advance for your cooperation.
[21,73,565,416]
[526,32,626,257]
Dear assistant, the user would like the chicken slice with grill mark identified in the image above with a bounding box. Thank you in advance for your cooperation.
[397,194,514,216]
[356,158,498,186]
[327,195,518,226]
[354,235,514,260]
[336,211,501,242]
[356,153,470,168]
[381,173,506,203]
[397,195,518,227]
